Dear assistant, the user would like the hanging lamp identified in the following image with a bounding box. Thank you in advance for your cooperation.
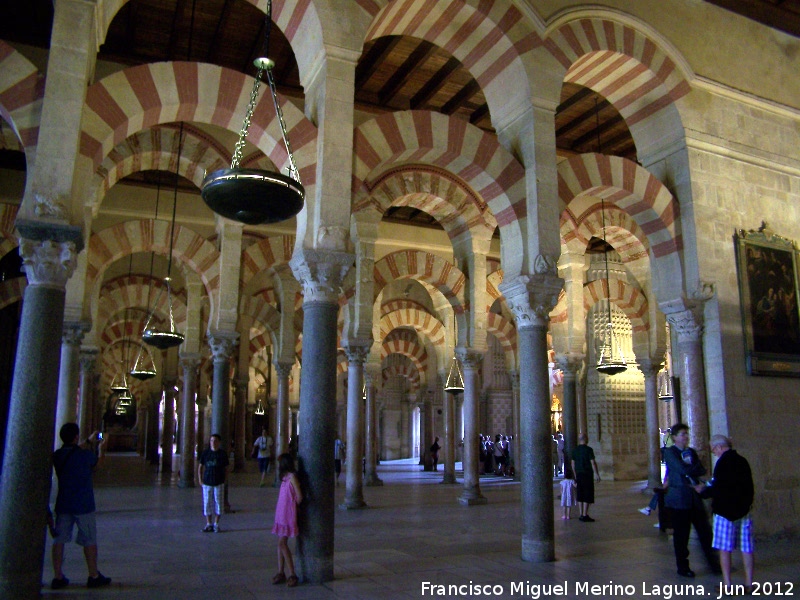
[110,358,130,393]
[142,124,186,350]
[200,0,304,225]
[594,199,628,375]
[443,314,465,394]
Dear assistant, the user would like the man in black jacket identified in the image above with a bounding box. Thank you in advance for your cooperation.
[694,435,755,592]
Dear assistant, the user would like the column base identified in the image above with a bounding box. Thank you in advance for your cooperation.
[339,499,367,510]
[440,474,458,484]
[521,537,555,563]
[458,492,488,506]
[364,476,384,486]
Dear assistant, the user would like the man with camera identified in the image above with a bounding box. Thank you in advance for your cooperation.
[50,423,111,590]
[663,423,720,578]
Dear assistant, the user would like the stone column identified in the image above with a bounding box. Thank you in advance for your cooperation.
[509,369,520,477]
[55,322,88,445]
[501,273,563,563]
[178,354,200,487]
[145,392,160,464]
[638,358,663,489]
[364,368,383,486]
[274,361,292,464]
[341,343,370,509]
[233,376,248,472]
[208,332,238,448]
[161,377,177,473]
[422,392,435,470]
[0,232,80,598]
[442,383,458,484]
[290,249,353,584]
[196,394,208,457]
[667,308,710,465]
[78,347,99,436]
[555,353,583,475]
[456,349,487,505]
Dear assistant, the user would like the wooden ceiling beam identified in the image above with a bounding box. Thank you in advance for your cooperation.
[410,56,461,109]
[441,80,480,115]
[570,113,625,151]
[469,104,490,126]
[378,40,437,105]
[555,99,611,138]
[244,19,266,74]
[356,37,402,90]
[206,0,234,64]
[556,86,594,114]
[167,0,189,61]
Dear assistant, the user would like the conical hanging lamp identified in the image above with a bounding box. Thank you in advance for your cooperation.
[133,184,162,378]
[110,358,130,393]
[142,124,185,350]
[594,199,628,376]
[200,0,304,225]
[444,314,465,394]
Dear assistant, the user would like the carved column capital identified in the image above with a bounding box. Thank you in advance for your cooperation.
[208,331,239,363]
[179,352,201,372]
[499,273,564,328]
[19,238,80,289]
[455,347,484,370]
[62,321,90,346]
[274,361,293,379]
[289,248,354,304]
[555,352,584,377]
[637,358,663,379]
[666,308,704,343]
[343,341,372,365]
[79,347,99,371]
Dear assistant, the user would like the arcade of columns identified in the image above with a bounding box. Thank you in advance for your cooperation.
[2,1,800,598]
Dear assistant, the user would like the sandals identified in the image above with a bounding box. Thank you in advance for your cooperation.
[271,572,286,585]
[287,575,298,588]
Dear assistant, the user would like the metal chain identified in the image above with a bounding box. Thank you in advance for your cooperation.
[266,66,300,183]
[230,63,266,169]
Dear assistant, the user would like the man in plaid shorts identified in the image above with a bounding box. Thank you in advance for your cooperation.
[695,435,755,592]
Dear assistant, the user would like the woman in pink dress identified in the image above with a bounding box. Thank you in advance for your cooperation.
[271,453,302,587]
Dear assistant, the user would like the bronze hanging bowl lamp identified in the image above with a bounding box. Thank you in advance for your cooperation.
[201,0,304,225]
[444,355,465,394]
[130,343,157,381]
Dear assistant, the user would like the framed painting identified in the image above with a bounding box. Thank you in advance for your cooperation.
[735,223,800,377]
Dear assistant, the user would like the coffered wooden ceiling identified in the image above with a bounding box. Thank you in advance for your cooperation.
[2,0,798,222]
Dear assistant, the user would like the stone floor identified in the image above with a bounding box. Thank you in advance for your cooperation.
[41,455,799,599]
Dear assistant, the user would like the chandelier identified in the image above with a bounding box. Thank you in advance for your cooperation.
[200,0,304,225]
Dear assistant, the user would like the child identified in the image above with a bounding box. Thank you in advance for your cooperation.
[272,453,303,587]
[560,471,577,520]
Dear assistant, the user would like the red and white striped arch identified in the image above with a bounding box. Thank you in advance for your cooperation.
[486,311,517,370]
[241,235,296,286]
[373,249,466,313]
[379,308,445,348]
[381,329,428,376]
[558,153,680,262]
[583,277,649,337]
[101,316,152,347]
[0,41,43,150]
[486,270,504,311]
[97,276,186,330]
[249,331,273,357]
[352,111,525,237]
[382,355,420,392]
[365,0,538,120]
[86,220,220,319]
[92,124,229,208]
[0,203,19,259]
[562,204,650,266]
[239,295,282,340]
[79,62,317,185]
[544,16,690,129]
[0,277,25,311]
[356,165,496,242]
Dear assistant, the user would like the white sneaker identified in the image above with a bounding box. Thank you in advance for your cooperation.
[213,524,220,533]
[638,507,651,515]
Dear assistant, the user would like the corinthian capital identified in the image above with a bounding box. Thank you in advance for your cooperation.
[274,361,293,379]
[79,347,99,372]
[667,309,704,342]
[208,331,239,362]
[636,357,663,378]
[19,238,79,289]
[455,347,484,370]
[343,341,371,365]
[555,352,584,376]
[499,273,564,328]
[289,248,354,304]
[62,321,90,346]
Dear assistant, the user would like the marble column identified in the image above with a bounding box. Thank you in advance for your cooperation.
[208,332,238,449]
[341,343,370,509]
[442,385,458,484]
[364,369,383,486]
[0,232,80,598]
[54,322,87,446]
[290,249,352,583]
[422,392,435,470]
[639,358,663,489]
[456,349,487,506]
[178,354,200,488]
[161,377,177,474]
[509,369,520,477]
[233,376,248,472]
[556,353,583,475]
[78,348,99,437]
[667,308,710,466]
[274,361,292,485]
[145,392,160,464]
[501,273,563,563]
[136,400,148,456]
[196,395,208,456]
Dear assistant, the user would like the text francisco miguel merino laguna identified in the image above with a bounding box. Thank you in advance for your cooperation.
[421,580,720,599]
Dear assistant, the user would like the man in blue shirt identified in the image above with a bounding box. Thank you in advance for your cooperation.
[51,422,111,590]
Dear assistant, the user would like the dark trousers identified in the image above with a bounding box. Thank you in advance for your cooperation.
[670,496,717,571]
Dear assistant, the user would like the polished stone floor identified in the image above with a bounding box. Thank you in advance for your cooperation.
[41,455,799,599]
